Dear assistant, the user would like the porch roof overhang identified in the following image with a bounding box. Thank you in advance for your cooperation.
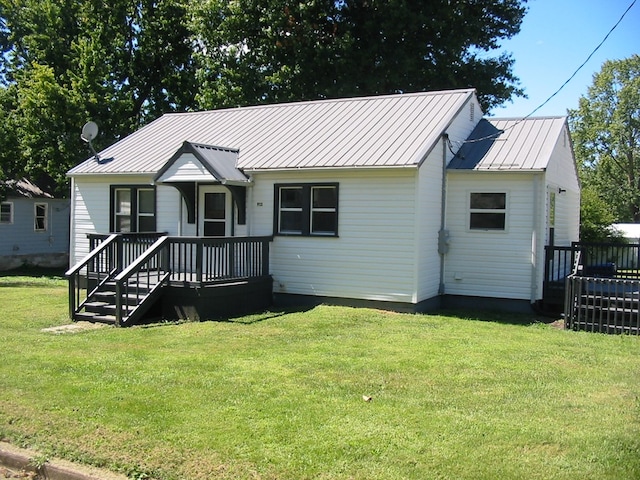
[154,141,250,185]
[154,141,250,224]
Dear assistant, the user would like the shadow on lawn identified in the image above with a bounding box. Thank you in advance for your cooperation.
[138,306,316,328]
[439,308,562,327]
[0,266,66,287]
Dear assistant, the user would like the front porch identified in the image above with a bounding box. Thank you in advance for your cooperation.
[66,233,273,326]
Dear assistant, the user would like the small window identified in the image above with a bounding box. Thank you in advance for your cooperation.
[34,203,48,231]
[469,193,506,230]
[0,202,13,224]
[275,183,338,236]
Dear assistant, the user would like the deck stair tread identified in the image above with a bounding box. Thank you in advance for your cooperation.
[74,312,117,325]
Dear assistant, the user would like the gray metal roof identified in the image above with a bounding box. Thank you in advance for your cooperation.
[2,177,56,198]
[67,89,476,175]
[448,116,567,171]
[155,142,249,185]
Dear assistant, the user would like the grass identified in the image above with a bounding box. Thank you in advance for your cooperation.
[1,273,639,479]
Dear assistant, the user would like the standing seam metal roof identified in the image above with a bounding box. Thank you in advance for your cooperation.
[67,89,476,175]
[447,116,567,171]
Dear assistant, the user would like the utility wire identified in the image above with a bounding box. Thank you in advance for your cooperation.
[454,0,637,148]
[523,0,636,120]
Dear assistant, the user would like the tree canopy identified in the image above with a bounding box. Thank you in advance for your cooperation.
[569,54,640,238]
[0,0,528,196]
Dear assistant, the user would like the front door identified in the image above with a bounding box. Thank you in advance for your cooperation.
[199,186,231,237]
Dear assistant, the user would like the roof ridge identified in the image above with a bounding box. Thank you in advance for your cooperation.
[489,115,567,122]
[165,88,477,117]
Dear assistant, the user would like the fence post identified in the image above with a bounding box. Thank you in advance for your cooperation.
[261,238,270,276]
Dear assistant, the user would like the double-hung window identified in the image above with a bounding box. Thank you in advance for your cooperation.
[34,203,48,231]
[111,186,156,232]
[469,192,506,231]
[0,202,13,224]
[275,183,338,236]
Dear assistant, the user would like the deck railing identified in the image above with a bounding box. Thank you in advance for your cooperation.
[67,233,272,324]
[65,234,120,320]
[564,246,640,335]
[114,236,171,326]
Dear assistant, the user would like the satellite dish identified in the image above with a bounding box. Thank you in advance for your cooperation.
[79,120,113,164]
[81,121,99,142]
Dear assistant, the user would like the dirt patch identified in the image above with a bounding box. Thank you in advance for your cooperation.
[41,322,109,334]
[549,319,565,329]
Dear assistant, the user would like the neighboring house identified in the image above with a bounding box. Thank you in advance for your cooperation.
[612,223,640,243]
[0,177,70,270]
[66,89,580,324]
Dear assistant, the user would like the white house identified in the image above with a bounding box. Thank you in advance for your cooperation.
[1,177,69,270]
[66,89,580,323]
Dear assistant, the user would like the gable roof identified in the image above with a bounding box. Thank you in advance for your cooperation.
[2,177,57,199]
[448,116,567,171]
[67,89,476,176]
[155,142,249,185]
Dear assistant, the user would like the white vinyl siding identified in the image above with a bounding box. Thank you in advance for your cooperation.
[444,172,543,301]
[155,185,185,236]
[156,153,209,182]
[250,169,418,303]
[69,175,152,264]
[414,98,482,303]
[544,125,581,246]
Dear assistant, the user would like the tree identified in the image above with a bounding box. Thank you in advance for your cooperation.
[192,0,527,111]
[570,55,640,228]
[1,0,528,195]
[0,0,198,194]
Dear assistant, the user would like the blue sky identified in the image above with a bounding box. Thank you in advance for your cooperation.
[492,0,639,118]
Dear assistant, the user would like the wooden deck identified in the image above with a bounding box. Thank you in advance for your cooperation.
[66,233,273,326]
[557,243,640,335]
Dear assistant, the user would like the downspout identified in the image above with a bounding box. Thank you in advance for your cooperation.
[438,134,450,296]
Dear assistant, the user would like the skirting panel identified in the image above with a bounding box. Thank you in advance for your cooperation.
[162,276,273,321]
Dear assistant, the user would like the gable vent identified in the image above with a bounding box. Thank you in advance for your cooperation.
[470,102,475,122]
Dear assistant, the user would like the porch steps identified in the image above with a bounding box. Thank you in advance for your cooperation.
[78,279,157,326]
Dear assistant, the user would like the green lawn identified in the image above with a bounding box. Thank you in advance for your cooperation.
[1,273,639,480]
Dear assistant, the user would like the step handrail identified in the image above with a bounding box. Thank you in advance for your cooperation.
[66,234,120,319]
[65,233,119,277]
[114,236,170,326]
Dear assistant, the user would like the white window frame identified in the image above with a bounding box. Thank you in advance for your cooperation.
[469,192,507,231]
[0,202,13,224]
[34,202,48,231]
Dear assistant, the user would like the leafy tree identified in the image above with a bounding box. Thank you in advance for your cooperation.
[579,186,622,243]
[1,0,528,195]
[0,0,197,194]
[570,55,640,227]
[192,0,527,111]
